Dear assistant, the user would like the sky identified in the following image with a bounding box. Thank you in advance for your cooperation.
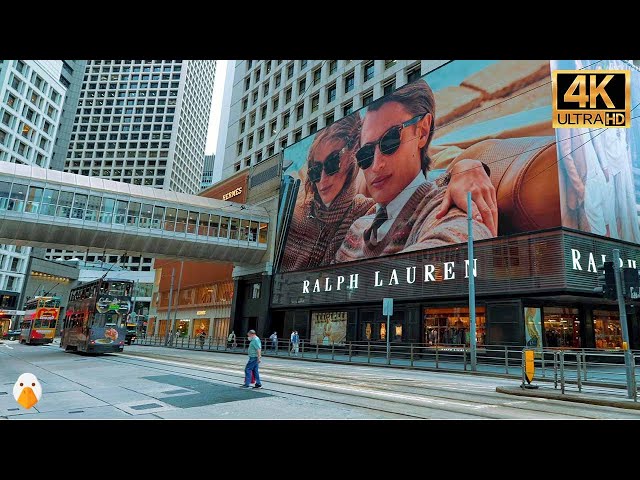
[205,60,228,156]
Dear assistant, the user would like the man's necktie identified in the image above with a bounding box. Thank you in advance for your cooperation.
[364,206,388,247]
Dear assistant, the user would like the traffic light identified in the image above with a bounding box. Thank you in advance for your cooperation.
[594,261,616,299]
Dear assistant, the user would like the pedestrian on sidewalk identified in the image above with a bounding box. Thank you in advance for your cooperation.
[291,330,300,357]
[198,331,206,350]
[242,329,262,389]
[269,331,278,353]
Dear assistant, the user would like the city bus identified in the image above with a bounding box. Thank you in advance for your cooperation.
[61,278,133,354]
[19,296,61,345]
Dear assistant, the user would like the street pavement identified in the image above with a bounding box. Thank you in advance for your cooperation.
[2,339,640,419]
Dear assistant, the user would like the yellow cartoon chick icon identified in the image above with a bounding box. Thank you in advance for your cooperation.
[13,373,42,409]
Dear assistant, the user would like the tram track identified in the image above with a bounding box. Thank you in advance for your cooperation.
[105,350,608,419]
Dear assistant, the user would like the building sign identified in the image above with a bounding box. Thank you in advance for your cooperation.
[0,310,26,316]
[196,310,207,315]
[222,187,243,201]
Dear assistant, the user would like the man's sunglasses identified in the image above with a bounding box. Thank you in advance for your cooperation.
[308,146,347,183]
[355,114,425,170]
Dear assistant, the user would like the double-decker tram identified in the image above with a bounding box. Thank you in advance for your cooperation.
[61,278,133,354]
[20,296,61,345]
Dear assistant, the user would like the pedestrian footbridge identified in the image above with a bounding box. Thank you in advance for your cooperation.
[0,162,269,263]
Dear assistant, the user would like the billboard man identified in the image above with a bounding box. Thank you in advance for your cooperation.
[336,79,494,262]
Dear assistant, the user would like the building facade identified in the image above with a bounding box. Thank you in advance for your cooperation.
[50,60,87,172]
[148,170,249,340]
[220,60,430,181]
[0,60,67,328]
[269,59,640,352]
[45,60,217,272]
[200,153,215,190]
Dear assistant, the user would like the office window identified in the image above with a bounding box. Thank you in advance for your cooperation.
[261,103,267,120]
[327,84,336,103]
[254,68,261,83]
[244,156,251,168]
[267,143,275,156]
[274,73,281,88]
[329,60,337,75]
[364,61,375,82]
[309,121,317,134]
[313,68,321,85]
[250,112,256,127]
[344,73,354,93]
[311,94,319,112]
[283,112,290,128]
[242,97,248,111]
[298,78,306,95]
[258,128,264,143]
[256,151,262,163]
[272,96,279,111]
[263,81,269,97]
[237,141,243,155]
[245,77,251,91]
[385,60,397,69]
[252,90,258,104]
[247,60,252,70]
[325,112,334,126]
[343,102,353,116]
[234,162,241,172]
[362,91,374,106]
[280,137,288,149]
[383,79,396,96]
[407,66,421,83]
[240,119,246,133]
[296,104,304,121]
[285,87,292,104]
[287,63,294,79]
[294,129,302,142]
[300,60,308,70]
[266,61,272,74]
[270,120,277,136]
[248,135,253,149]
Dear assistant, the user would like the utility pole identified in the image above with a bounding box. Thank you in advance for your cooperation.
[613,249,636,399]
[164,267,175,346]
[467,191,477,371]
[171,261,184,339]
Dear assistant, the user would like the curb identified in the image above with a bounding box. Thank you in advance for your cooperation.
[495,386,640,410]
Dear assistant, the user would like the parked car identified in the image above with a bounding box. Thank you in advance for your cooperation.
[2,329,22,341]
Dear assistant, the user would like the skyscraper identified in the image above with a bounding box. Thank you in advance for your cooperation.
[50,60,87,172]
[45,60,216,271]
[219,60,439,180]
[200,153,215,190]
[0,60,67,297]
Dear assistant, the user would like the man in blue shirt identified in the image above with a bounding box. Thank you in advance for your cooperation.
[242,329,262,389]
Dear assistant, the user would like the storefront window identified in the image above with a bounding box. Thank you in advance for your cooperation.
[192,318,210,338]
[310,312,348,345]
[543,307,580,348]
[176,320,189,337]
[593,309,622,350]
[423,306,486,346]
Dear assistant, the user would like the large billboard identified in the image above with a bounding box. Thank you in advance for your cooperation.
[552,60,640,243]
[276,60,561,274]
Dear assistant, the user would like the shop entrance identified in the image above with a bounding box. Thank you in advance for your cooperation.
[543,307,580,348]
[423,306,486,346]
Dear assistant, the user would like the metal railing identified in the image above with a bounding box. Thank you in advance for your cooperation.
[131,335,640,396]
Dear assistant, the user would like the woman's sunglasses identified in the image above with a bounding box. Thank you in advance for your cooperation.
[308,146,347,183]
[355,114,424,170]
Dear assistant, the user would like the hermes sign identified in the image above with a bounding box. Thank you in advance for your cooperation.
[222,187,243,201]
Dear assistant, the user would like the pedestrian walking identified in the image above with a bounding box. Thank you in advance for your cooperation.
[291,330,300,357]
[198,331,206,350]
[242,330,262,389]
[269,331,278,353]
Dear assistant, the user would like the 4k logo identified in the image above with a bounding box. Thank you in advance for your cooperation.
[552,70,630,128]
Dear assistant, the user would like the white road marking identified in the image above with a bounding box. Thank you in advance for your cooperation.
[2,344,13,349]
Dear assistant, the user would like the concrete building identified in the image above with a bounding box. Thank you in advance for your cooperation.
[0,60,67,326]
[219,60,438,180]
[213,61,235,184]
[45,60,217,272]
[148,170,248,339]
[200,153,215,190]
[50,61,87,172]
